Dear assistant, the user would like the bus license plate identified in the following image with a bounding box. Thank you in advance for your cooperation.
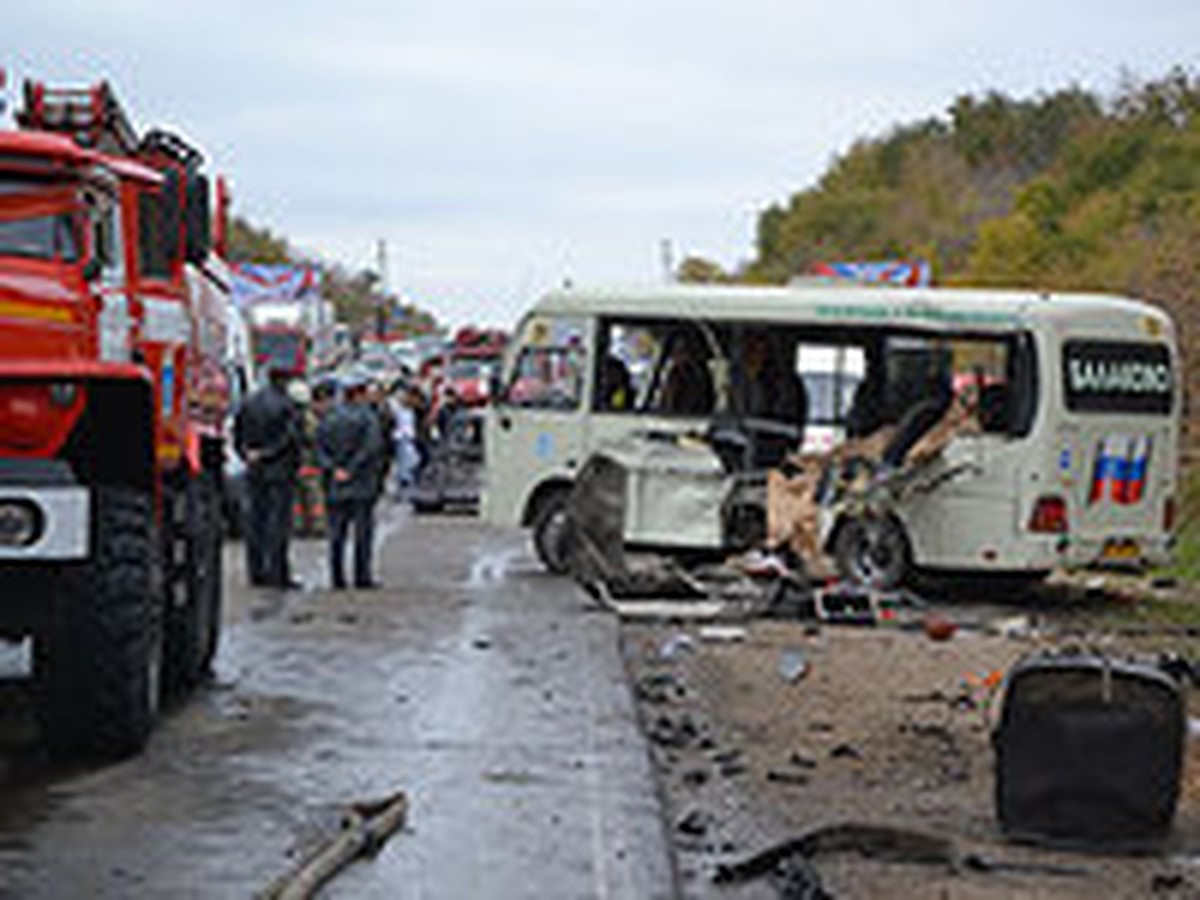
[1101,540,1140,562]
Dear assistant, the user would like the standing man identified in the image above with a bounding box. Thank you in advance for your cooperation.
[367,379,396,503]
[316,375,385,590]
[391,384,420,500]
[233,364,303,589]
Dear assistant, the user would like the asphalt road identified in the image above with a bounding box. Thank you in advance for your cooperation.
[0,507,676,899]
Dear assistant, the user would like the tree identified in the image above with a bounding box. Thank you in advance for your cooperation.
[227,215,289,264]
[676,256,730,284]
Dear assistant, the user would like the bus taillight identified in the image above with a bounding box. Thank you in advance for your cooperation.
[1029,496,1069,534]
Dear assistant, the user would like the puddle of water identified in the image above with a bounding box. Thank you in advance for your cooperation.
[466,548,523,589]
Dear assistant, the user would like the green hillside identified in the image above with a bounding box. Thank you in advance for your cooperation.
[737,69,1198,297]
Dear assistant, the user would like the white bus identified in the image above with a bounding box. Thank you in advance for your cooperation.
[483,285,1179,584]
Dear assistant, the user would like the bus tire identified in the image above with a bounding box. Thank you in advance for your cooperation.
[532,489,573,575]
[833,514,911,591]
[35,485,160,759]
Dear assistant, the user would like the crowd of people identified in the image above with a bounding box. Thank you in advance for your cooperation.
[233,367,463,592]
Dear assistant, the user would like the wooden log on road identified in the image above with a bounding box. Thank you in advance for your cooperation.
[258,790,408,900]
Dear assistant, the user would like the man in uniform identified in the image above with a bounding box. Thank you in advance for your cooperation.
[315,374,386,590]
[233,364,303,588]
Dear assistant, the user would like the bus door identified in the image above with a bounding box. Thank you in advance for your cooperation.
[484,315,591,526]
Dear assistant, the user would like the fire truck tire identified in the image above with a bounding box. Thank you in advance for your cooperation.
[166,470,222,694]
[532,490,573,576]
[190,468,223,677]
[35,486,160,759]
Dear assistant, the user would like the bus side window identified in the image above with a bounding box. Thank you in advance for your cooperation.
[978,382,1011,433]
[1008,333,1038,437]
[597,320,665,414]
[597,355,633,411]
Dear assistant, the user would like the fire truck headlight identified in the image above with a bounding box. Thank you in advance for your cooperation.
[0,500,43,548]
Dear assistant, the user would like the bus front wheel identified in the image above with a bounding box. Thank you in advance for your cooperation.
[532,490,573,575]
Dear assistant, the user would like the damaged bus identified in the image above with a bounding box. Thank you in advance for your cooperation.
[482,285,1178,587]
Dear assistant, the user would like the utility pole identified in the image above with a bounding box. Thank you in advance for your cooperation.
[374,238,389,338]
[660,238,675,284]
[376,238,388,294]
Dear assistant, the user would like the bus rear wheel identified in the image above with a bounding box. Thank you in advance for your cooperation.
[833,514,911,591]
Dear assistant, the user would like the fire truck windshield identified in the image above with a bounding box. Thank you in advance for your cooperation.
[0,179,82,263]
[0,214,80,263]
[253,330,304,372]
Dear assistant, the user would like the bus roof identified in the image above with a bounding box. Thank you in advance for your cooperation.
[528,284,1172,336]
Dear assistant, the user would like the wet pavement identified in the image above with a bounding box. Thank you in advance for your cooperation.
[0,507,676,898]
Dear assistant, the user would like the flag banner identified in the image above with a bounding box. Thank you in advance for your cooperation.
[229,263,318,308]
[810,260,932,287]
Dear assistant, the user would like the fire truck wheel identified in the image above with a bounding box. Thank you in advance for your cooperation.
[532,490,573,576]
[832,514,911,591]
[190,469,223,677]
[166,469,222,694]
[35,486,161,759]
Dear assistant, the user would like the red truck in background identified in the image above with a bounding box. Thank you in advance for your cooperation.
[250,320,308,377]
[231,263,335,381]
[442,326,507,408]
[0,80,231,758]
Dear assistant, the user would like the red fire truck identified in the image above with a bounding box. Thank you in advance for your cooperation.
[0,81,231,757]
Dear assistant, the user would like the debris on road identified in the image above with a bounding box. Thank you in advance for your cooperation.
[658,633,696,661]
[258,791,409,900]
[713,822,957,885]
[698,625,747,643]
[714,822,1095,892]
[621,595,1200,897]
[675,808,712,838]
[922,613,957,642]
[777,647,810,682]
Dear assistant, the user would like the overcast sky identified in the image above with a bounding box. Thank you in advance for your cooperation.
[6,1,1198,327]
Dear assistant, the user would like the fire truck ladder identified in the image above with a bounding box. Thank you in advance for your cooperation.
[17,80,139,156]
[140,129,204,173]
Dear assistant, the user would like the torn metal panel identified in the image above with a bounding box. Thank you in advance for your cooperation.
[567,385,987,603]
[567,448,703,600]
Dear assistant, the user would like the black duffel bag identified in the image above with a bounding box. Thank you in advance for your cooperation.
[993,650,1186,849]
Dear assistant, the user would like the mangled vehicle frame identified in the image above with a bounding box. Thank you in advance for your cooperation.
[482,286,1178,596]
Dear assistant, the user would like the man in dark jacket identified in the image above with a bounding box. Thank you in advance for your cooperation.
[315,376,386,589]
[234,365,303,588]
